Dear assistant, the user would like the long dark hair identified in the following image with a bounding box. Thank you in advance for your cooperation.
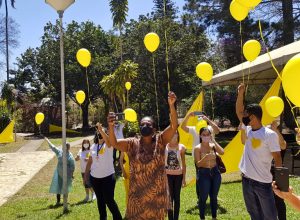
[199,127,211,143]
[94,131,103,144]
[81,139,91,151]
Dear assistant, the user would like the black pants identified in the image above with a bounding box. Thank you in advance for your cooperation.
[275,193,286,220]
[167,174,183,220]
[90,174,122,220]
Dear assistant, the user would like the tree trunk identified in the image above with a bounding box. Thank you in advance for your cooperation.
[5,0,9,81]
[282,0,294,45]
[282,0,296,129]
[81,102,89,132]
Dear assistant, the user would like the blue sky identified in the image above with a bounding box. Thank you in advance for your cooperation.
[1,0,186,82]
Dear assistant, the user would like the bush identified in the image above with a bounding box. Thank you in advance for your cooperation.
[0,112,11,134]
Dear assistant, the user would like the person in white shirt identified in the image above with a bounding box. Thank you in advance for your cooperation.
[75,139,95,202]
[113,121,125,165]
[84,123,122,220]
[236,83,282,220]
[180,111,220,204]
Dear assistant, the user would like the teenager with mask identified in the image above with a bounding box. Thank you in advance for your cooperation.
[165,130,186,220]
[84,123,122,220]
[107,91,178,220]
[75,139,95,202]
[236,83,282,220]
[194,127,224,220]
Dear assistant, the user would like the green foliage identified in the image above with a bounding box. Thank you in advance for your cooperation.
[100,60,138,110]
[123,121,139,137]
[109,0,128,29]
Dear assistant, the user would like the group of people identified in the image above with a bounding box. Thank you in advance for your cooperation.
[45,85,300,220]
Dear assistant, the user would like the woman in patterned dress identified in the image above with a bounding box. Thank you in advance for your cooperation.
[108,91,178,220]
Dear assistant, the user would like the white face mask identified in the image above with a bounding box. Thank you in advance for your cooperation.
[83,144,89,149]
[201,136,211,143]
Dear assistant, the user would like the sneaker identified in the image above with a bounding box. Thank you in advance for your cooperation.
[92,193,96,201]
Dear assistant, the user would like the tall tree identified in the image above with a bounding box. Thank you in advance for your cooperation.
[0,14,19,71]
[109,0,128,62]
[0,0,16,81]
[153,0,177,19]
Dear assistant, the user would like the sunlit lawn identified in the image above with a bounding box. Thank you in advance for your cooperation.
[0,148,299,220]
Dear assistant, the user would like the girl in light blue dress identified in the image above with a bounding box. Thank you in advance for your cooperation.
[45,137,75,205]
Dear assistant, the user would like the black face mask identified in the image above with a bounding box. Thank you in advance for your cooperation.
[242,116,251,126]
[140,125,153,137]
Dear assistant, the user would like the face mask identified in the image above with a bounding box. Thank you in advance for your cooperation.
[242,116,251,126]
[83,144,89,149]
[140,125,153,137]
[201,136,211,143]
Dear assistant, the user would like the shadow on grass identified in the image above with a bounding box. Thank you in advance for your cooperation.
[70,200,89,207]
[33,203,63,211]
[55,209,71,219]
[185,203,227,216]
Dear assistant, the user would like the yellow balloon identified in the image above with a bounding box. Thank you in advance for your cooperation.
[265,96,284,117]
[76,90,86,104]
[282,53,300,107]
[236,0,262,8]
[144,33,160,53]
[76,48,91,67]
[243,40,261,62]
[125,82,132,91]
[196,62,213,82]
[230,0,249,21]
[196,120,208,133]
[124,108,137,122]
[35,112,45,125]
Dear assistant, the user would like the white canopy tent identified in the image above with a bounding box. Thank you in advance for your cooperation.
[202,40,300,87]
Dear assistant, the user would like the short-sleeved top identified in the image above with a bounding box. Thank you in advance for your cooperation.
[239,126,281,183]
[90,143,114,178]
[77,149,90,173]
[114,123,125,139]
[125,134,169,220]
[187,125,214,156]
[165,144,185,175]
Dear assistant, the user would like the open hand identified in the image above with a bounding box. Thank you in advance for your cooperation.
[272,181,293,200]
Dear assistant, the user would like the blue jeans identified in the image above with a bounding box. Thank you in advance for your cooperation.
[242,175,277,220]
[197,166,221,219]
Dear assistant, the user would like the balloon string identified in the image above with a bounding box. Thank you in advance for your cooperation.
[245,64,251,96]
[127,90,129,108]
[240,22,245,84]
[152,54,160,130]
[164,0,171,92]
[85,68,91,103]
[258,20,282,80]
[210,86,215,120]
[285,95,300,130]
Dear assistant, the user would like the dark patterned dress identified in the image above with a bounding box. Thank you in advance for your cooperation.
[125,134,169,220]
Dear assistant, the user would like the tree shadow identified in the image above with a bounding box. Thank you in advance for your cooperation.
[185,203,227,216]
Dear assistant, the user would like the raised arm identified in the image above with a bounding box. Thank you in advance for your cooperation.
[108,112,129,152]
[271,121,286,150]
[96,123,111,148]
[180,112,194,133]
[236,83,245,122]
[162,91,178,145]
[212,138,224,155]
[45,137,61,156]
[202,115,220,135]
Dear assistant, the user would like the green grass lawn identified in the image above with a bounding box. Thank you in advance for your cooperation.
[0,148,299,219]
[0,136,28,153]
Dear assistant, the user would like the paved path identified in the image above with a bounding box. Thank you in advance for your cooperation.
[0,136,93,207]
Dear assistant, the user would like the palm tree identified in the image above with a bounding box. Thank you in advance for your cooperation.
[0,0,15,81]
[100,60,138,111]
[109,0,128,63]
